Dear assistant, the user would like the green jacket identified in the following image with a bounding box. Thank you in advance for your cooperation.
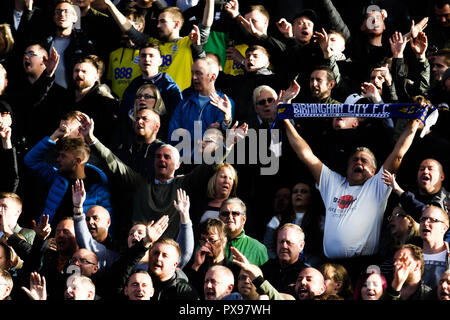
[225,230,269,267]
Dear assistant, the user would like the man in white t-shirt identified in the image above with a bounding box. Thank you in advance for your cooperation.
[419,205,449,290]
[283,117,421,279]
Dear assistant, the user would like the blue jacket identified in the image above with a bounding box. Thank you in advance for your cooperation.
[168,89,235,145]
[24,137,112,224]
[120,72,183,118]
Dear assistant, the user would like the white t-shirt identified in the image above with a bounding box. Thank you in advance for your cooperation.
[317,164,391,259]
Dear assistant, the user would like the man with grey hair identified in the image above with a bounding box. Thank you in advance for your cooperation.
[169,56,235,146]
[76,112,246,239]
[261,223,309,296]
[219,197,268,266]
[64,274,96,300]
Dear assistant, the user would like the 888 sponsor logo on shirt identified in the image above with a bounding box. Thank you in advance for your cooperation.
[114,67,133,79]
[161,54,173,67]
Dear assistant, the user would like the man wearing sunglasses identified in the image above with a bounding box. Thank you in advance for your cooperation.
[419,205,450,290]
[218,197,268,266]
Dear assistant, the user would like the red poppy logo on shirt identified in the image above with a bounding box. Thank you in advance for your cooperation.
[338,195,354,209]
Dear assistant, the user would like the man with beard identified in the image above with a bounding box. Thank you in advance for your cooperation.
[118,43,182,126]
[23,121,112,231]
[284,111,422,280]
[67,55,119,146]
[115,108,164,179]
[64,275,96,300]
[30,0,97,90]
[294,267,327,300]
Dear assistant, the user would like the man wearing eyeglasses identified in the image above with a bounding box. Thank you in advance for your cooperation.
[34,0,98,90]
[384,158,450,242]
[68,248,99,277]
[419,205,450,290]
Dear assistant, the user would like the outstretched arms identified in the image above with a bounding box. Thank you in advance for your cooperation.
[382,119,421,174]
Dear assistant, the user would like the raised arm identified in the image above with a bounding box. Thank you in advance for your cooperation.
[231,247,285,300]
[174,188,194,269]
[103,0,133,32]
[201,0,214,28]
[283,119,323,184]
[382,119,421,174]
[77,112,143,189]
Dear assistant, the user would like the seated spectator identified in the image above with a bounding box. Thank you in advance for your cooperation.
[319,263,353,300]
[264,181,325,266]
[231,269,268,300]
[230,246,285,300]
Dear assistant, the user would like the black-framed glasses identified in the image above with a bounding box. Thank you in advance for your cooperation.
[256,97,275,106]
[68,257,97,266]
[419,216,447,226]
[219,210,241,217]
[387,212,407,222]
[136,94,157,100]
[199,237,220,245]
[24,51,38,57]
